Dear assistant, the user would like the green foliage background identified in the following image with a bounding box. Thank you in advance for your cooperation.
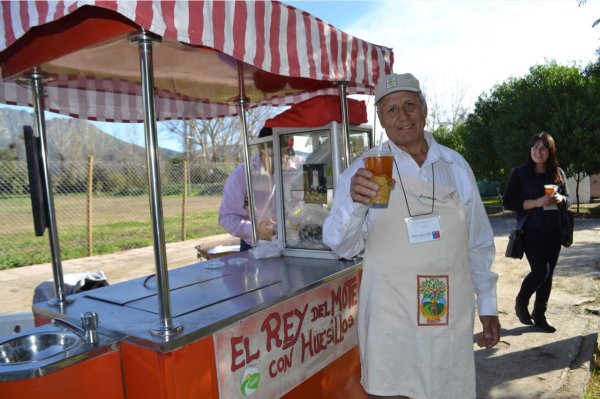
[432,56,600,201]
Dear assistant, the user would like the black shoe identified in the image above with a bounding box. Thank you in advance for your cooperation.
[532,302,557,333]
[515,296,533,325]
[532,317,556,332]
[533,318,556,332]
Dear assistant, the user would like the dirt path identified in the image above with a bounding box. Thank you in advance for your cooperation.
[476,216,600,398]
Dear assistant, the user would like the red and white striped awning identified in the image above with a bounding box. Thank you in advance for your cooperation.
[0,0,394,122]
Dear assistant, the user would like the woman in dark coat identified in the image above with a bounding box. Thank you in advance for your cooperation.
[502,132,572,332]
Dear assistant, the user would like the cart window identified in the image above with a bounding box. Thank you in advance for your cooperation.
[279,131,331,251]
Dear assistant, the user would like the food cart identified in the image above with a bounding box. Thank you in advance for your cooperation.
[0,1,393,398]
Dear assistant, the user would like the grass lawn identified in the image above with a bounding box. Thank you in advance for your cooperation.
[0,194,225,269]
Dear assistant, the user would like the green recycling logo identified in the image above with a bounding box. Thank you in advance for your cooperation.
[240,366,261,396]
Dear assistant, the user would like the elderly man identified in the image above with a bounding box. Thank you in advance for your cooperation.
[323,73,500,398]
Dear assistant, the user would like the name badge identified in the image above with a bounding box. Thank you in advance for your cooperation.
[405,215,443,244]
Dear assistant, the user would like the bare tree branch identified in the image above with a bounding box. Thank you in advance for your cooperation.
[162,106,282,162]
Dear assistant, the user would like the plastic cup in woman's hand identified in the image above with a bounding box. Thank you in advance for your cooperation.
[544,184,557,196]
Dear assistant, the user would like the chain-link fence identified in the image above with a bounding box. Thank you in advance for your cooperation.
[0,157,237,269]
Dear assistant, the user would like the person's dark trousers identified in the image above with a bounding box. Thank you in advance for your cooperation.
[518,227,561,331]
[240,239,252,252]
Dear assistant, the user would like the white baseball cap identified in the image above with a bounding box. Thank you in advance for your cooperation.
[374,73,421,104]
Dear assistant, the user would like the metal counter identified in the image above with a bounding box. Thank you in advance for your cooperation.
[33,252,362,352]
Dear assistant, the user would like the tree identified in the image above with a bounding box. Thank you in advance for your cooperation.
[426,79,470,156]
[431,124,464,154]
[462,61,600,209]
[425,79,469,133]
[163,106,281,163]
[578,0,600,28]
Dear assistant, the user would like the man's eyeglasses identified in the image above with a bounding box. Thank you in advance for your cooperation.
[382,100,421,117]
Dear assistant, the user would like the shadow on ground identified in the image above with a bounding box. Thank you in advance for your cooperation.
[474,332,598,398]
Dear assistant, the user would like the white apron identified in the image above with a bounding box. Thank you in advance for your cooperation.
[359,163,476,399]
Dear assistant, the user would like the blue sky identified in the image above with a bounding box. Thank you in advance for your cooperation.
[286,1,375,27]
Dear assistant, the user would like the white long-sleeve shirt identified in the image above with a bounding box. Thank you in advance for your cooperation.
[323,133,498,315]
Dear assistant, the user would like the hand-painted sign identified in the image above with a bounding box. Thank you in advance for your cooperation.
[214,271,359,398]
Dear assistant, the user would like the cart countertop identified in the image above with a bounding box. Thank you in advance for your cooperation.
[33,252,362,352]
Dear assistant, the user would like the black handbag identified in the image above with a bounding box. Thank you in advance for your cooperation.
[505,227,525,259]
[505,212,529,259]
[559,204,574,248]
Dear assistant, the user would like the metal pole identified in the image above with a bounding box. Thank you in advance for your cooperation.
[181,159,188,241]
[129,31,182,338]
[235,61,259,245]
[372,101,377,147]
[338,83,352,169]
[20,69,71,307]
[87,154,94,256]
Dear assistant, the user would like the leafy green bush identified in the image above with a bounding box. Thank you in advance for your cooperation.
[114,187,147,196]
[162,183,183,196]
[192,164,233,184]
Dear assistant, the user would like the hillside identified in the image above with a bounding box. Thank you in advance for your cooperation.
[0,107,181,163]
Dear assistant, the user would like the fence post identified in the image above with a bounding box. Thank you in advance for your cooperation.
[181,160,188,241]
[87,154,94,256]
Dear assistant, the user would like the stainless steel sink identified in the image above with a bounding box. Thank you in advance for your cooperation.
[0,315,119,382]
[0,330,81,364]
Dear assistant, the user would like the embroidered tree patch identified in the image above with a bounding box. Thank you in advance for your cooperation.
[417,275,449,326]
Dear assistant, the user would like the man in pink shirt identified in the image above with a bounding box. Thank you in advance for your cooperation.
[219,127,303,250]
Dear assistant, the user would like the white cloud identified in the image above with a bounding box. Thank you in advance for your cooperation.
[344,0,600,115]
